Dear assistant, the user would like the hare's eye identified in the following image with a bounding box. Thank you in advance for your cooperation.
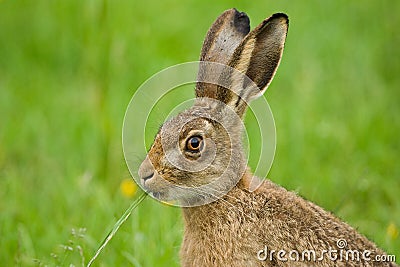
[186,136,203,152]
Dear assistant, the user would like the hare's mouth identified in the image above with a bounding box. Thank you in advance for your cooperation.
[147,189,178,203]
[148,191,162,199]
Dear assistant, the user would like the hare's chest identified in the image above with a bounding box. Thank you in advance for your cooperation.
[180,218,264,267]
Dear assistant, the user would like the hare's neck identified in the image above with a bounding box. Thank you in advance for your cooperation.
[181,169,255,228]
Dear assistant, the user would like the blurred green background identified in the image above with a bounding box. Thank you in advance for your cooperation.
[1,0,399,266]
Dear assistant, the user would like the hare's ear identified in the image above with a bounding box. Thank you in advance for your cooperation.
[226,13,289,116]
[196,9,250,99]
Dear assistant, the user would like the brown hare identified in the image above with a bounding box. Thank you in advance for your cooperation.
[138,8,398,267]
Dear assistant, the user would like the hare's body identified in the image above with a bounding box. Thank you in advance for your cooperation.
[181,172,390,267]
[138,8,398,267]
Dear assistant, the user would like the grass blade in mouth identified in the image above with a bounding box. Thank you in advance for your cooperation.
[87,192,147,267]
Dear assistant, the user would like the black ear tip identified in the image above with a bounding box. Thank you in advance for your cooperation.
[232,8,250,35]
[271,12,289,25]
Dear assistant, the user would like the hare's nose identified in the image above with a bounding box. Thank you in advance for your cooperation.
[138,156,155,184]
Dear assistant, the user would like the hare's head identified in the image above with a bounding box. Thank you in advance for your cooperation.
[138,9,288,206]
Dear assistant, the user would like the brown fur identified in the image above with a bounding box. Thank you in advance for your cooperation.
[180,171,394,266]
[138,9,398,267]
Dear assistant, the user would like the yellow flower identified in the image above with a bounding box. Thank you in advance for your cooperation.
[120,178,137,198]
[386,222,399,240]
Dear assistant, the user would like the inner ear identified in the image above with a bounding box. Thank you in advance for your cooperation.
[226,13,289,116]
[241,13,289,95]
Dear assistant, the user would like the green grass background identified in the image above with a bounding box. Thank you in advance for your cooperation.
[1,0,399,266]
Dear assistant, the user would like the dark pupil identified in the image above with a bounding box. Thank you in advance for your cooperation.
[190,137,200,149]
